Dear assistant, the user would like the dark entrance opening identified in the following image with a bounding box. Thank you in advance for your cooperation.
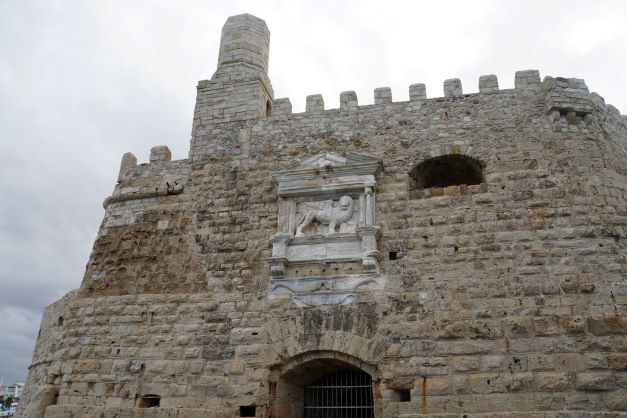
[304,369,373,418]
[138,394,160,408]
[272,354,378,418]
[409,154,484,190]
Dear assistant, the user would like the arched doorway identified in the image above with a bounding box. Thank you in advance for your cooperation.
[270,352,379,418]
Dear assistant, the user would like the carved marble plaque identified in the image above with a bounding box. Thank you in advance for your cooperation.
[268,152,384,306]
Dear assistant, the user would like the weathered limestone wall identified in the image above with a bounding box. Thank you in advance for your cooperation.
[19,13,627,418]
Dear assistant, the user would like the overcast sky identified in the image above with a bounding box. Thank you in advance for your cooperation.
[1,0,626,385]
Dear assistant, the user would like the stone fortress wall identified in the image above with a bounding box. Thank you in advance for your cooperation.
[18,13,627,418]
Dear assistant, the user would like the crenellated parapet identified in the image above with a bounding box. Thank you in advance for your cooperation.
[105,145,187,210]
[259,70,625,134]
[187,14,626,162]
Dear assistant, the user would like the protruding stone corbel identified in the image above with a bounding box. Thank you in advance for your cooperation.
[358,226,381,274]
[103,181,185,208]
[268,233,290,280]
[268,257,287,280]
[271,233,291,258]
[166,181,184,195]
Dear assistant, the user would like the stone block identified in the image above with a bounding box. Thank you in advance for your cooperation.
[272,98,292,116]
[425,376,449,395]
[120,152,137,170]
[386,377,414,390]
[555,353,585,372]
[608,353,627,371]
[587,316,627,335]
[533,316,560,336]
[305,94,324,112]
[504,316,534,337]
[449,356,479,372]
[481,355,506,372]
[468,373,506,394]
[179,409,212,418]
[468,319,502,338]
[340,90,358,111]
[434,319,466,339]
[575,372,615,391]
[585,352,609,369]
[443,78,463,97]
[534,372,570,391]
[409,83,426,101]
[374,87,392,104]
[560,315,586,334]
[514,69,541,90]
[604,389,627,410]
[478,74,499,94]
[149,146,172,162]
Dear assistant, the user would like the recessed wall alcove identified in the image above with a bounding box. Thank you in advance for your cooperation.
[410,154,484,190]
[408,153,487,199]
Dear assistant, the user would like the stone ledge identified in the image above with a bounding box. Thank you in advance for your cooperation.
[408,183,488,200]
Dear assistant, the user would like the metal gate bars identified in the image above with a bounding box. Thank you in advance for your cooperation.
[304,369,374,418]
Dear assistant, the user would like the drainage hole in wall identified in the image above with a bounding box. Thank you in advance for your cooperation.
[394,389,411,402]
[240,405,256,417]
[139,394,160,408]
[389,251,398,260]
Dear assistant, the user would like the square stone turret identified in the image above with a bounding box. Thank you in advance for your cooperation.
[190,14,274,160]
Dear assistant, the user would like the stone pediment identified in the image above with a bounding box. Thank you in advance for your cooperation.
[274,152,382,198]
[299,152,382,168]
[274,152,380,172]
[302,153,347,168]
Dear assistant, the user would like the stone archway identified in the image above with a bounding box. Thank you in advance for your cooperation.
[268,351,381,418]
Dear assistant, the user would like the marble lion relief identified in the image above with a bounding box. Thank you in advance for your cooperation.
[267,152,385,306]
[296,195,355,237]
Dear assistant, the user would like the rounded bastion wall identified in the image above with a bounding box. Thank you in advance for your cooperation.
[19,82,627,418]
[17,12,627,418]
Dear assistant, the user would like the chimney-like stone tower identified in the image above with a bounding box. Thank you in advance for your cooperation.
[216,14,270,74]
[190,14,274,160]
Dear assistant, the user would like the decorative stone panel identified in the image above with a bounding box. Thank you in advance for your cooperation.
[268,152,384,306]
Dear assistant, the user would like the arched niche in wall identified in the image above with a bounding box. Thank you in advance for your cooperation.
[409,154,485,190]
